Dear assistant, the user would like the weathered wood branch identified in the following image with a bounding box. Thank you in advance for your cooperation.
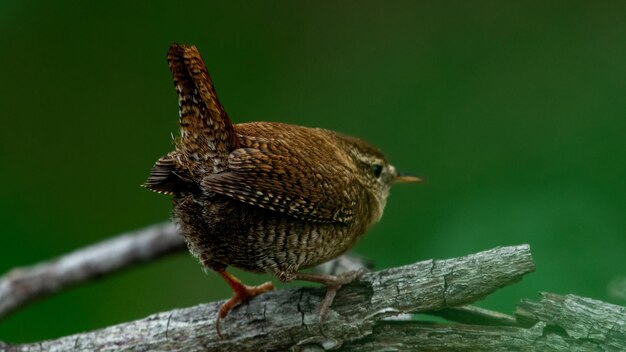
[516,293,626,350]
[340,294,624,352]
[5,245,537,351]
[0,222,185,320]
[3,235,623,351]
[337,294,626,351]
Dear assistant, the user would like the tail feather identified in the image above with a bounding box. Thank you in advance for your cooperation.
[168,44,236,174]
[144,154,183,194]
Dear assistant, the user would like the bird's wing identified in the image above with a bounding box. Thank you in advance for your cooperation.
[201,143,362,224]
[168,44,237,173]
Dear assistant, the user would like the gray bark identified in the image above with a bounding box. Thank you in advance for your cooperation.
[0,223,185,320]
[4,245,539,351]
[515,293,626,351]
[340,293,626,351]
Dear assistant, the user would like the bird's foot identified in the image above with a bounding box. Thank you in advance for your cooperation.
[295,268,367,323]
[216,270,274,337]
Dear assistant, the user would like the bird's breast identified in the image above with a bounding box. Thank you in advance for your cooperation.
[172,191,367,274]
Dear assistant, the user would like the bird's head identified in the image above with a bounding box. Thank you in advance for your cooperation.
[333,133,422,223]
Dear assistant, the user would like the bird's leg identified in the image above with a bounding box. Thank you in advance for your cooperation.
[294,269,366,323]
[215,270,274,336]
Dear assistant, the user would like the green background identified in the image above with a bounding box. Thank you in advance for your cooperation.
[1,1,625,343]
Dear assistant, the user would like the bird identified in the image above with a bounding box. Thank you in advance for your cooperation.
[145,43,421,335]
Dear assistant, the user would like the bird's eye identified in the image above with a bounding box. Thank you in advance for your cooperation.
[371,164,383,178]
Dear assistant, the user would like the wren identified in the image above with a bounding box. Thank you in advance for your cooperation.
[145,44,421,335]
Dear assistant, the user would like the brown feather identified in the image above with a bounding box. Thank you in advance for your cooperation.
[145,154,178,194]
[200,122,368,223]
[168,44,237,174]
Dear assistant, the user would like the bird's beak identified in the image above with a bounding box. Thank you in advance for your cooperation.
[394,172,423,184]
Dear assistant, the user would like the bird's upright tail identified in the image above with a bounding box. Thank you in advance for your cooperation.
[167,44,237,175]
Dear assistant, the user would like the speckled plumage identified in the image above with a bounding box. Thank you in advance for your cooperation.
[145,44,419,332]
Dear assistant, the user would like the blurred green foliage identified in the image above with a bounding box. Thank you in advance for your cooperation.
[1,0,625,343]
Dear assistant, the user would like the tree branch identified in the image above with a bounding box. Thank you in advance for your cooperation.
[0,222,185,320]
[516,293,626,350]
[341,296,626,352]
[6,245,537,351]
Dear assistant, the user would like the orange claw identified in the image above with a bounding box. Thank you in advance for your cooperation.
[215,270,274,337]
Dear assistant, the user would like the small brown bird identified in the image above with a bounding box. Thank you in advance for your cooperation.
[145,44,420,334]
